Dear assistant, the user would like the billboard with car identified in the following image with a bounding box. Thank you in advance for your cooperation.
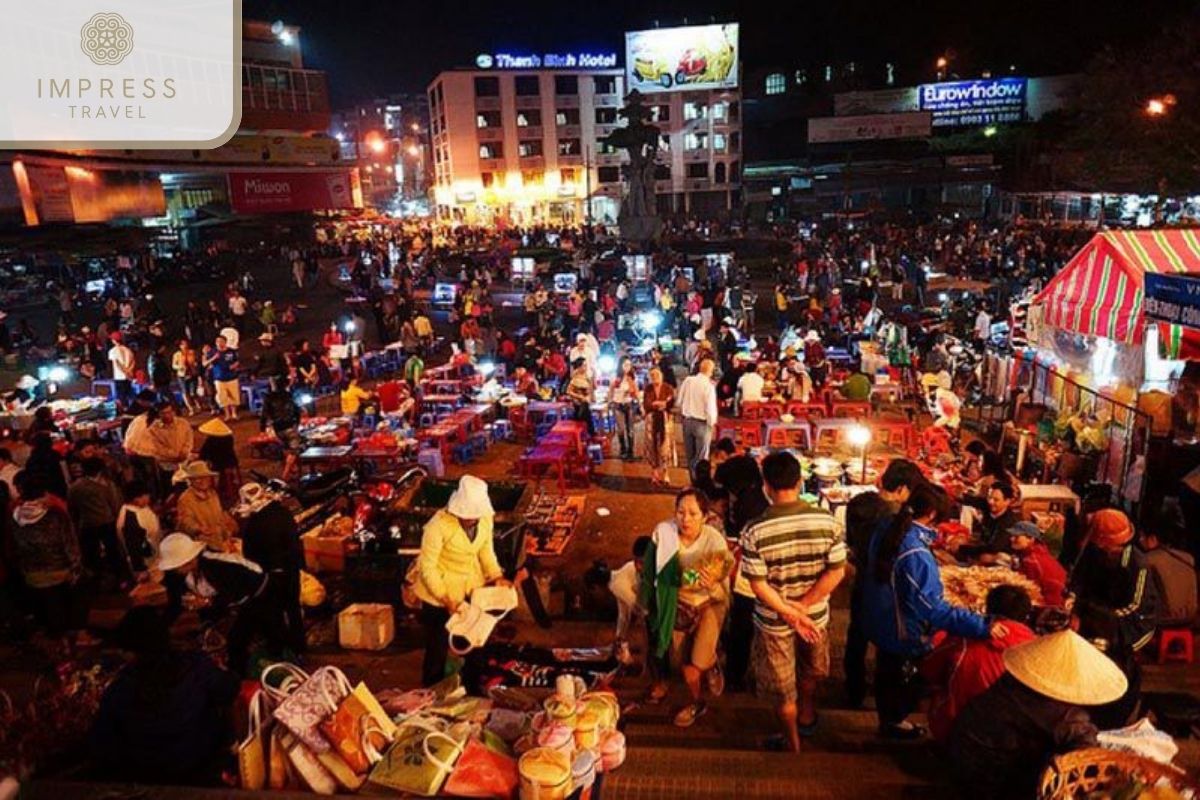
[625,24,739,94]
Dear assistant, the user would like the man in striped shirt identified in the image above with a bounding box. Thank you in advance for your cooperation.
[740,451,846,752]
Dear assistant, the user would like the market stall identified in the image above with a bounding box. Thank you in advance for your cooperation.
[1016,230,1198,501]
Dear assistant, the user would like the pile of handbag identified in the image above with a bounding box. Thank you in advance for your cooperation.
[235,663,626,798]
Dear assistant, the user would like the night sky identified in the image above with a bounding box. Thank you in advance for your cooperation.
[242,0,1196,106]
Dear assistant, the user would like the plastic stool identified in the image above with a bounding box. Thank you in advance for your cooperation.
[587,442,604,464]
[418,413,435,429]
[417,448,445,477]
[1158,628,1194,664]
[492,419,513,441]
[452,443,475,465]
[469,433,489,456]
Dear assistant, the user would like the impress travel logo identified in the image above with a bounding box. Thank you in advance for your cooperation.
[0,0,242,148]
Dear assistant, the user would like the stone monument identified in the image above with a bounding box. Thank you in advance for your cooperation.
[601,90,663,245]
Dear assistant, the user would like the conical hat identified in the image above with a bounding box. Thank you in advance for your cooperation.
[1002,630,1128,705]
[198,418,232,437]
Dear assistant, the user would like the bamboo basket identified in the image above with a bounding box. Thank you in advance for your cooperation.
[1039,748,1200,799]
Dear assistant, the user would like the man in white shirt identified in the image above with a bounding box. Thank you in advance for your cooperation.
[107,332,135,407]
[228,290,248,334]
[974,306,992,346]
[736,360,766,411]
[677,358,719,473]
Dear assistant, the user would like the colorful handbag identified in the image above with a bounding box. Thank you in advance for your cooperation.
[235,690,268,790]
[263,663,350,754]
[316,747,366,791]
[368,723,465,797]
[443,736,520,799]
[350,681,399,739]
[318,691,390,774]
[268,725,291,789]
[279,730,337,795]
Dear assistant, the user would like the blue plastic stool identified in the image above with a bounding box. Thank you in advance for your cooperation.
[418,413,435,429]
[417,447,445,477]
[452,443,475,464]
[469,432,489,456]
[492,419,513,441]
[587,442,604,464]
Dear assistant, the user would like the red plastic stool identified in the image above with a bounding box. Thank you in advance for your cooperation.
[1158,628,1194,664]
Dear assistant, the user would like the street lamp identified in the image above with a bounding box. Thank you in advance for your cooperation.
[1146,98,1167,116]
[847,424,872,483]
[407,145,420,157]
[936,55,948,80]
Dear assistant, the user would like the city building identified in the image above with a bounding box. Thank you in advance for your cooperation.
[0,19,360,244]
[332,94,431,212]
[427,62,626,225]
[427,24,744,225]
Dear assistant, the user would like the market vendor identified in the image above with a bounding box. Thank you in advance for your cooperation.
[234,482,305,655]
[1008,521,1067,607]
[156,532,287,675]
[957,482,1021,561]
[946,630,1126,800]
[175,461,237,553]
[1070,508,1158,728]
[7,374,42,410]
[565,357,596,436]
[412,474,510,686]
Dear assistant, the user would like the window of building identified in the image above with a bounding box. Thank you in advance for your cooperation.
[481,172,496,188]
[559,167,579,185]
[476,110,501,129]
[558,138,581,156]
[518,139,543,157]
[683,102,707,121]
[712,133,727,152]
[729,101,740,121]
[765,73,786,95]
[479,142,503,160]
[521,170,543,186]
[595,107,618,125]
[474,76,500,97]
[516,109,542,127]
[715,162,727,184]
[730,132,740,152]
[730,160,740,181]
[711,102,728,121]
[650,104,670,122]
[554,75,578,95]
[597,166,620,183]
[514,75,540,96]
[655,163,671,180]
[684,132,708,151]
[686,162,709,179]
[594,75,617,94]
[555,108,580,126]
[596,139,618,155]
[795,69,808,85]
[659,134,670,152]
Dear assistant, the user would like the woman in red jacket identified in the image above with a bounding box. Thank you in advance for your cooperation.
[921,584,1036,741]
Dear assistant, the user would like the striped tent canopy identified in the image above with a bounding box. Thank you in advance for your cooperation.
[1033,229,1200,359]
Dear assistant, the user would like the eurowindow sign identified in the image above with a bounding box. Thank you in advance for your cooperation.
[475,52,618,70]
[918,77,1027,128]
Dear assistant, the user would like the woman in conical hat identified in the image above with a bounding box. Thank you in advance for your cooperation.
[946,630,1126,800]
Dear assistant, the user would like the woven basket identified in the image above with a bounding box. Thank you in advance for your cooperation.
[1039,748,1200,799]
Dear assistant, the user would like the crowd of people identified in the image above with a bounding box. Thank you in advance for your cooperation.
[0,213,1194,797]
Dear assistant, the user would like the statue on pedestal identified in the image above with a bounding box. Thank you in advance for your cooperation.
[601,90,663,245]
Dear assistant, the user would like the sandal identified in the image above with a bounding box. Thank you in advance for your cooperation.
[706,666,725,698]
[673,701,707,728]
[644,684,669,705]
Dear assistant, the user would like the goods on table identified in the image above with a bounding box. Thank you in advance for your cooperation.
[1038,747,1199,799]
[940,564,1043,612]
[525,494,585,556]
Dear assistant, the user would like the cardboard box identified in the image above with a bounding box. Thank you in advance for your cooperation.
[337,603,395,650]
[301,528,349,573]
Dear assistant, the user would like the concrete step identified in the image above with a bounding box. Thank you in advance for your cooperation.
[603,745,955,799]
